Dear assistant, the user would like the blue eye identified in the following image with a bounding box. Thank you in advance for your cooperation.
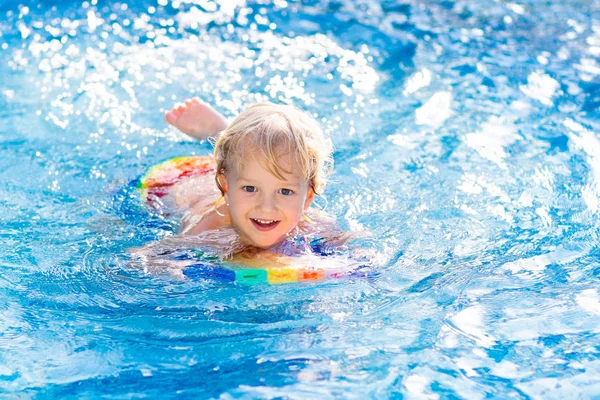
[242,186,257,193]
[279,188,294,196]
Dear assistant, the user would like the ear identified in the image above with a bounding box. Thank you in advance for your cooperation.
[303,187,315,210]
[217,173,229,199]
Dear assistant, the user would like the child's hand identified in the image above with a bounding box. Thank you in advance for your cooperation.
[129,244,192,277]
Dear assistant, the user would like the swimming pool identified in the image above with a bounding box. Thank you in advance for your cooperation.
[2,0,600,397]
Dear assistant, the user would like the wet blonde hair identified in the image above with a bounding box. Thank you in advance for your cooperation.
[213,102,333,196]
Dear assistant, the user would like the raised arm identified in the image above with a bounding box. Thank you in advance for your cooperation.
[165,97,228,140]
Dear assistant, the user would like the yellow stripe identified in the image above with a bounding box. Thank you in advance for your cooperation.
[267,267,298,284]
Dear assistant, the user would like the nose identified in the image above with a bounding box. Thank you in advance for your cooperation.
[258,193,277,213]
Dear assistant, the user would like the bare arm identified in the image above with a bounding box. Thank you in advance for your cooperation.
[129,226,243,277]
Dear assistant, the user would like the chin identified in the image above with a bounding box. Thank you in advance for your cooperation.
[238,226,289,249]
[256,240,281,249]
[253,235,286,249]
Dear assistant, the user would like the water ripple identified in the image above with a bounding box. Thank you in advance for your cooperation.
[2,0,600,397]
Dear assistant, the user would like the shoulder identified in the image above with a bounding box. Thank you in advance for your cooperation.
[298,209,361,247]
[181,201,231,235]
[298,208,338,233]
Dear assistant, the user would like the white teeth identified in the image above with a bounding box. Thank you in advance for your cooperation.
[254,219,276,224]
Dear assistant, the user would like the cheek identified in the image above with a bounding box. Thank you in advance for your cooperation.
[227,191,242,206]
[286,199,305,217]
[229,196,251,218]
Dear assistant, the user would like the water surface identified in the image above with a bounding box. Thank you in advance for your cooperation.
[1,0,600,398]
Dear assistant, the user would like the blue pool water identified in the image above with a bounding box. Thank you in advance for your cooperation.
[2,0,600,397]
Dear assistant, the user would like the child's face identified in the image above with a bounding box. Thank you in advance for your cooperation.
[220,156,315,249]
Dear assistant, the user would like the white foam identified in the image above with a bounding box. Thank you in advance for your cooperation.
[454,356,481,377]
[519,71,559,106]
[404,68,432,95]
[464,116,520,169]
[564,118,600,213]
[517,373,600,399]
[388,133,424,149]
[415,91,452,126]
[403,374,438,399]
[576,289,600,315]
[575,57,600,77]
[502,248,583,277]
[450,304,496,348]
[490,360,531,379]
[457,173,483,194]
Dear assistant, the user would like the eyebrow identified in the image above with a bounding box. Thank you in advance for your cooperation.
[238,176,301,187]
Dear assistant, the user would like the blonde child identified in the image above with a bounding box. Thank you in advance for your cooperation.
[136,98,348,274]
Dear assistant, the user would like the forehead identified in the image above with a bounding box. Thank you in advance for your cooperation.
[232,154,305,182]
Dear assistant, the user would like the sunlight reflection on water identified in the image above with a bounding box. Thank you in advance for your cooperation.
[1,0,600,398]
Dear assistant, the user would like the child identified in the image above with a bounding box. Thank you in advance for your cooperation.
[136,98,348,274]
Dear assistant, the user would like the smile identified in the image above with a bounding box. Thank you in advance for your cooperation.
[251,218,280,231]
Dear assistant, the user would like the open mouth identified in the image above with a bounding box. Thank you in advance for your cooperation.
[251,218,280,231]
